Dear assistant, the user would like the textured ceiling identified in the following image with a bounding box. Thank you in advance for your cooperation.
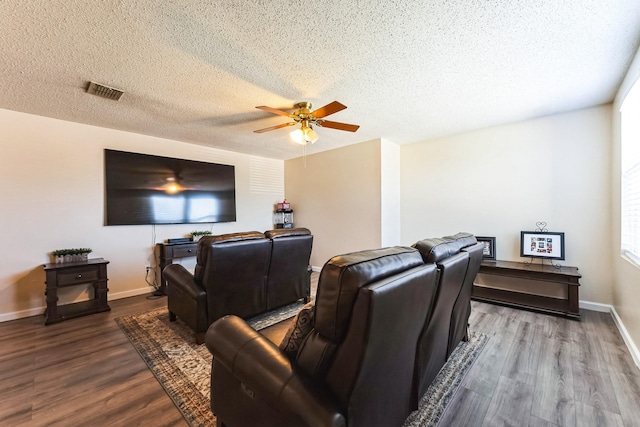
[1,1,639,160]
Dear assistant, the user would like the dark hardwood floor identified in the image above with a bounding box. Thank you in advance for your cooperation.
[1,288,639,426]
[0,293,186,427]
[441,302,640,427]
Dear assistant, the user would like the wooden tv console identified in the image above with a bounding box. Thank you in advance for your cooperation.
[471,260,581,319]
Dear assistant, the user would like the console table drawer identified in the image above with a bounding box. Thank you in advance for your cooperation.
[172,245,197,258]
[57,267,100,285]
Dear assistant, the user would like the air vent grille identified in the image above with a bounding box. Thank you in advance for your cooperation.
[86,81,124,101]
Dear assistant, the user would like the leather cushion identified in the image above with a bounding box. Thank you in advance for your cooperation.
[412,237,463,264]
[442,232,477,249]
[195,231,266,281]
[265,227,311,239]
[265,230,313,310]
[314,246,424,342]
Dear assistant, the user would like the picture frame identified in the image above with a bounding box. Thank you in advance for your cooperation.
[476,236,496,260]
[520,231,565,260]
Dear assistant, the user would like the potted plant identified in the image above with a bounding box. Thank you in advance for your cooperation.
[190,230,212,242]
[51,248,93,263]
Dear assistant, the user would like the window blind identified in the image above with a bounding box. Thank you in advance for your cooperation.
[623,163,640,265]
[621,77,640,267]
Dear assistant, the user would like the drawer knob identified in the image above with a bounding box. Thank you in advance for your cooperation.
[187,249,192,253]
[76,274,82,279]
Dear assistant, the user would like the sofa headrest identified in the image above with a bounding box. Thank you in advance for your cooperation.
[264,228,311,239]
[206,231,266,245]
[314,246,424,342]
[196,231,267,267]
[442,232,477,249]
[412,237,464,264]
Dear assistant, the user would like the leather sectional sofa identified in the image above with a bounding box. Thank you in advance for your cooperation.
[205,232,483,427]
[163,228,313,344]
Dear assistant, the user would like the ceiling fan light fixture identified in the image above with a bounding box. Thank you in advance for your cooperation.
[304,127,319,144]
[290,128,305,145]
[290,123,319,145]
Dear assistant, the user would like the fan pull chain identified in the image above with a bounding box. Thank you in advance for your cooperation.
[303,144,307,168]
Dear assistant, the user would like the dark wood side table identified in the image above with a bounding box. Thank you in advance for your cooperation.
[43,258,110,324]
[471,260,581,319]
[156,242,198,295]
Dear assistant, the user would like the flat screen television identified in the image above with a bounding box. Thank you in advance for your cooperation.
[104,149,236,226]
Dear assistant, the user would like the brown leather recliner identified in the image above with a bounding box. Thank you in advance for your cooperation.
[164,231,272,344]
[443,233,484,357]
[264,228,313,309]
[411,237,470,405]
[205,246,440,427]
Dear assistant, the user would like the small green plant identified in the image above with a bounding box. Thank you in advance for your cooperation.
[51,248,93,256]
[190,230,212,237]
[51,248,93,263]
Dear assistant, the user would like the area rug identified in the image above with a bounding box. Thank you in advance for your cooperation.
[116,302,304,426]
[403,331,487,427]
[117,307,487,427]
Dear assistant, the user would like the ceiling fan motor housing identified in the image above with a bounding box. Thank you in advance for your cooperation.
[293,102,313,122]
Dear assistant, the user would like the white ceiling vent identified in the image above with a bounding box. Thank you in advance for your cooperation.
[86,81,124,101]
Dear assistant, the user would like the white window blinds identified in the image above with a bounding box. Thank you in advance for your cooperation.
[621,77,640,267]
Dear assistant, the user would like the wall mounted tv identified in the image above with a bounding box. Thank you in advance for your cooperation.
[104,149,236,226]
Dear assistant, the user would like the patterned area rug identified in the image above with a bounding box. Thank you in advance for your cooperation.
[117,307,487,427]
[403,331,488,427]
[116,303,304,426]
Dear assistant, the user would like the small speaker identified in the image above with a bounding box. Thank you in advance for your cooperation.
[167,237,193,244]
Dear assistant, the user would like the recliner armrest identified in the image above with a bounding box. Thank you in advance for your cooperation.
[163,264,205,298]
[206,315,345,427]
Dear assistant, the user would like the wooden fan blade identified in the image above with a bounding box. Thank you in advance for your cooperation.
[255,105,293,117]
[311,101,347,119]
[317,120,360,132]
[253,122,296,133]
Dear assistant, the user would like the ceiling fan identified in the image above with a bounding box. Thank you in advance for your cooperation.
[254,101,360,145]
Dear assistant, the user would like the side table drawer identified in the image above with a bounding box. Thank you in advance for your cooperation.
[172,245,197,258]
[57,266,100,285]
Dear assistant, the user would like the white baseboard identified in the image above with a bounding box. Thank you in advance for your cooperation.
[610,306,640,369]
[0,287,154,323]
[109,287,154,300]
[579,300,611,312]
[580,299,640,369]
[0,306,44,323]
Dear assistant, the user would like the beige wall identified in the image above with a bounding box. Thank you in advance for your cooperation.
[0,108,283,321]
[285,139,383,268]
[612,45,640,359]
[381,139,401,246]
[400,105,613,304]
